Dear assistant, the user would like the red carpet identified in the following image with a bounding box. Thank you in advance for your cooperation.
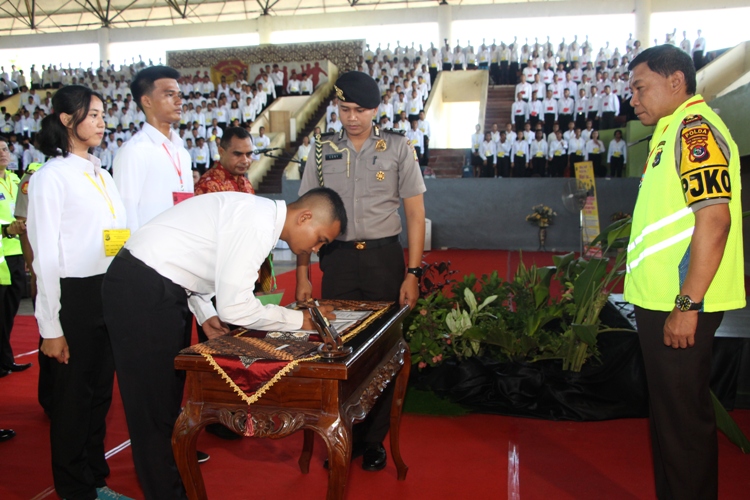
[2,249,749,499]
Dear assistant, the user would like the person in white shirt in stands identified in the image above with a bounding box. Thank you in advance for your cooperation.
[295,135,312,173]
[511,92,529,132]
[405,120,425,168]
[548,129,567,177]
[586,86,601,128]
[394,111,410,132]
[327,112,343,133]
[692,30,706,69]
[28,84,130,500]
[478,131,496,178]
[495,131,511,177]
[114,66,193,233]
[529,129,548,177]
[607,129,627,178]
[528,91,543,131]
[415,110,431,167]
[326,97,339,123]
[510,131,529,177]
[287,75,301,95]
[102,188,346,500]
[598,85,620,130]
[241,97,255,125]
[250,126,271,163]
[378,95,394,124]
[574,88,588,130]
[557,88,575,133]
[680,31,691,54]
[586,129,606,177]
[406,89,423,122]
[452,46,465,71]
[191,136,210,175]
[98,141,113,173]
[300,74,313,95]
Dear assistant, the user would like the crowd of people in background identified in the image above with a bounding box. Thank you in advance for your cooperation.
[0,28,710,180]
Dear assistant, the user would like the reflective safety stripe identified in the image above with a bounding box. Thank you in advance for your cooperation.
[627,227,694,272]
[627,207,692,253]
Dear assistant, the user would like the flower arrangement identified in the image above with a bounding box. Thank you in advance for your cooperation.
[406,217,634,372]
[526,204,557,228]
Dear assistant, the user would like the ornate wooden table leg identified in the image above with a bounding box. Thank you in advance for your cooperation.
[320,418,352,500]
[172,401,209,500]
[299,428,315,473]
[389,341,410,480]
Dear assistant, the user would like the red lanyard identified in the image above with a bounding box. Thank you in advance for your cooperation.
[162,143,184,190]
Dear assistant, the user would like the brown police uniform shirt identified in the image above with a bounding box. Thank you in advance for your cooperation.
[299,126,426,241]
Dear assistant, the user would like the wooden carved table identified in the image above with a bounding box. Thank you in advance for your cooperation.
[172,304,411,500]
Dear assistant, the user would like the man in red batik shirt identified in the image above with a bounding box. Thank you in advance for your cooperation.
[195,126,255,195]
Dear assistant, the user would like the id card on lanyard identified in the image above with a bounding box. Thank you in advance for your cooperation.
[162,143,193,204]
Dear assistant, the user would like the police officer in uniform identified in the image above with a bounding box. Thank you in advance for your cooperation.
[296,71,426,472]
[626,45,744,500]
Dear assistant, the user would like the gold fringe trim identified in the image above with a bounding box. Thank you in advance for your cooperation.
[202,305,392,406]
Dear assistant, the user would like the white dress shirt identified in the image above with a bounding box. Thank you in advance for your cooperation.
[125,193,303,330]
[113,122,193,231]
[28,154,127,339]
[608,138,628,163]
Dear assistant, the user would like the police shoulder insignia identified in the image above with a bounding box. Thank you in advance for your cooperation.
[20,181,29,195]
[681,124,711,163]
[682,114,702,125]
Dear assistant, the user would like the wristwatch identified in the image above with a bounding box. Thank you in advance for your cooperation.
[675,294,703,312]
[406,267,423,279]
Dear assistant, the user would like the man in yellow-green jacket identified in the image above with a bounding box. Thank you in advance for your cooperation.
[625,45,744,500]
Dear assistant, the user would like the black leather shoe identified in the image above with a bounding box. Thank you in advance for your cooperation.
[0,429,16,442]
[362,444,387,472]
[8,363,32,372]
[205,423,241,440]
[0,369,10,378]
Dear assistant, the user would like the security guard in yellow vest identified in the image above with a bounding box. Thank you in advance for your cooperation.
[0,136,32,376]
[626,45,744,500]
[0,232,16,441]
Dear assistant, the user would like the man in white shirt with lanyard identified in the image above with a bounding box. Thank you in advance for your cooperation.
[114,66,193,232]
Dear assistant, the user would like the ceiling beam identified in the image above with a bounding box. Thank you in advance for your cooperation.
[256,0,280,16]
[24,0,35,29]
[165,0,189,19]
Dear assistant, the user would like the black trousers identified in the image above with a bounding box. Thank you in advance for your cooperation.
[0,254,24,368]
[549,155,566,177]
[610,156,624,178]
[499,61,509,84]
[497,156,511,177]
[575,113,587,130]
[693,51,704,70]
[102,252,192,500]
[274,85,283,98]
[531,157,546,177]
[489,62,499,84]
[442,63,452,71]
[512,155,526,177]
[590,153,605,177]
[634,307,724,500]
[514,115,525,132]
[558,113,573,133]
[429,67,438,85]
[50,275,114,500]
[194,163,206,176]
[319,240,404,446]
[601,111,615,130]
[420,136,430,167]
[587,112,599,128]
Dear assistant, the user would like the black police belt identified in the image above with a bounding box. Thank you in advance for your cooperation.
[326,235,399,251]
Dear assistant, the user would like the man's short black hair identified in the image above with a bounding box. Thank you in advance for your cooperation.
[295,187,348,236]
[629,44,696,94]
[130,65,181,111]
[219,127,251,150]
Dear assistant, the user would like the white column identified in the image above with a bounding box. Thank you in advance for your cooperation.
[635,0,651,49]
[258,15,272,45]
[98,28,111,67]
[438,4,452,49]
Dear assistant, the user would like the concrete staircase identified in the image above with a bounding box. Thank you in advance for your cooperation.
[427,148,467,178]
[484,85,516,132]
[255,91,334,194]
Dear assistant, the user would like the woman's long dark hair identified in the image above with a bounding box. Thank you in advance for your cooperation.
[37,85,104,158]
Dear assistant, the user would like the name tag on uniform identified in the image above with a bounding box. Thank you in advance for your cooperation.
[498,151,505,158]
[516,151,524,157]
[103,229,131,257]
[325,153,343,160]
[614,151,621,157]
[485,150,491,156]
[593,148,600,154]
[172,192,194,205]
[535,152,544,157]
[554,151,561,156]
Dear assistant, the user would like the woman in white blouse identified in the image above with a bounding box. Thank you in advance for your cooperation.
[607,129,628,177]
[27,85,129,500]
[586,129,606,177]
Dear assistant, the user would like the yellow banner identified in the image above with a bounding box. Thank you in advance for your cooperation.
[573,161,601,257]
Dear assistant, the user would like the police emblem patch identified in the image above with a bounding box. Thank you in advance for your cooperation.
[376,171,385,181]
[20,181,29,195]
[375,139,387,152]
[652,150,662,167]
[334,85,345,101]
[683,125,711,163]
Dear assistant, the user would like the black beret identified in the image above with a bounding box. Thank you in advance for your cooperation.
[334,71,381,109]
